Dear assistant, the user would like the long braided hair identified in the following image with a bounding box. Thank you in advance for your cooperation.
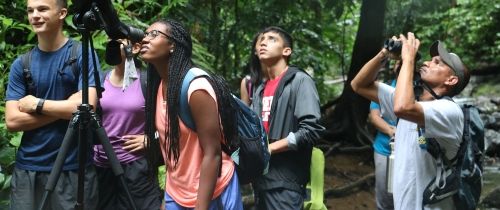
[145,19,238,175]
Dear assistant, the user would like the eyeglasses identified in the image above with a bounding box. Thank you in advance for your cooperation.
[144,30,171,40]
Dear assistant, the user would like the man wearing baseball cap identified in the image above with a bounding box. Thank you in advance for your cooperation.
[351,32,469,210]
[428,40,470,96]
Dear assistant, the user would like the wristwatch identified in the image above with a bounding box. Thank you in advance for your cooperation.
[36,98,45,115]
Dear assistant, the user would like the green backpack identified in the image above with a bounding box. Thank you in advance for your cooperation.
[303,147,327,210]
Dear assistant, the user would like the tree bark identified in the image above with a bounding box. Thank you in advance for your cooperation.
[209,0,221,74]
[324,0,386,146]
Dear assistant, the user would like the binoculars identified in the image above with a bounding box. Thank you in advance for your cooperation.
[383,39,422,61]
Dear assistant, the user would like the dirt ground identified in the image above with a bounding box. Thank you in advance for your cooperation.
[324,151,377,210]
[241,150,378,210]
[245,148,498,209]
[324,151,500,210]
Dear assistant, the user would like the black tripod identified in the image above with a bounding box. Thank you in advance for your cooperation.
[37,23,138,210]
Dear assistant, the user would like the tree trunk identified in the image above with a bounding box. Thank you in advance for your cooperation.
[324,0,386,146]
[209,0,221,74]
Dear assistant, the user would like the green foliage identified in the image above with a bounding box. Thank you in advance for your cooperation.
[158,165,166,190]
[385,0,500,69]
[0,105,21,204]
[0,14,33,98]
[0,3,34,203]
[169,0,359,103]
[0,1,358,202]
[416,0,500,68]
[0,0,497,204]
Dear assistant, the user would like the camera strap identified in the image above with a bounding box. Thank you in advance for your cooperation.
[414,76,444,100]
[422,82,443,99]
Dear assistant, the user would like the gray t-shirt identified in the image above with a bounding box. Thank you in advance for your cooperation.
[378,83,463,210]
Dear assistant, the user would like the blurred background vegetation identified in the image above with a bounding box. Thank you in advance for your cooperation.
[0,0,498,206]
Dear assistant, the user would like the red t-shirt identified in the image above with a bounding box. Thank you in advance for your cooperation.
[262,68,287,133]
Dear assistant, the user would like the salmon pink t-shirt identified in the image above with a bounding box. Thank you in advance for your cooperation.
[155,78,234,208]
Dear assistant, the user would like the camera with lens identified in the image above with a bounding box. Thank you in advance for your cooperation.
[73,0,144,43]
[73,0,144,65]
[383,39,421,61]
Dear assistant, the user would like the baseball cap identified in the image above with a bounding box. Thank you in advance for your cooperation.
[430,40,469,96]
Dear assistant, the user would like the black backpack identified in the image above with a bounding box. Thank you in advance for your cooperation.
[178,68,270,185]
[21,41,81,96]
[422,103,484,210]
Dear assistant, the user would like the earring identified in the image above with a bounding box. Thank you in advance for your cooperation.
[170,49,174,53]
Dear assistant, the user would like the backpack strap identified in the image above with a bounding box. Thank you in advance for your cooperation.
[442,96,464,164]
[21,41,81,96]
[178,68,223,177]
[244,75,253,100]
[69,41,81,79]
[179,68,210,130]
[21,48,36,95]
[100,71,109,90]
[140,69,147,100]
[452,104,471,164]
[57,40,81,79]
[49,40,80,87]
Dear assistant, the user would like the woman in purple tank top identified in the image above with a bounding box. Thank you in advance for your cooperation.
[93,39,162,210]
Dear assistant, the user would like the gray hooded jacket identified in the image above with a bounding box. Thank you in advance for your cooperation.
[251,66,324,192]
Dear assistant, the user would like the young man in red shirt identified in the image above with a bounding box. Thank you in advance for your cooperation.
[250,26,324,210]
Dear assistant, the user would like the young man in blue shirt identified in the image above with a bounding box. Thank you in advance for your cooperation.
[5,0,100,209]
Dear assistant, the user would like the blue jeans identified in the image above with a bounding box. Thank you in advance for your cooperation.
[164,172,243,210]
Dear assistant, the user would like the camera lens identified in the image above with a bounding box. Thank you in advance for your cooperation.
[127,26,145,43]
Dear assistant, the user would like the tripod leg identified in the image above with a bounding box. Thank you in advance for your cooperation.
[90,112,138,210]
[38,114,80,210]
[76,105,92,210]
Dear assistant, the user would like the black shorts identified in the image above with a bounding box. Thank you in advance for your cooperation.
[95,157,163,210]
[10,165,98,210]
[255,188,305,210]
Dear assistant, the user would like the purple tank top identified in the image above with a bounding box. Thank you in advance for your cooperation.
[93,72,145,167]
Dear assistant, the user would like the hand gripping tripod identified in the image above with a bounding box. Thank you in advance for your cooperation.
[37,24,138,210]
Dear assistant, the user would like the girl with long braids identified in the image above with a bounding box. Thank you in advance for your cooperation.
[140,19,243,210]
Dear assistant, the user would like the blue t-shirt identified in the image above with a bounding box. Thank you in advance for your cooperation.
[6,39,100,171]
[370,79,396,156]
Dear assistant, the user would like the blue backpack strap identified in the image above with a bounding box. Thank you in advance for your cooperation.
[179,68,210,130]
[179,68,225,177]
